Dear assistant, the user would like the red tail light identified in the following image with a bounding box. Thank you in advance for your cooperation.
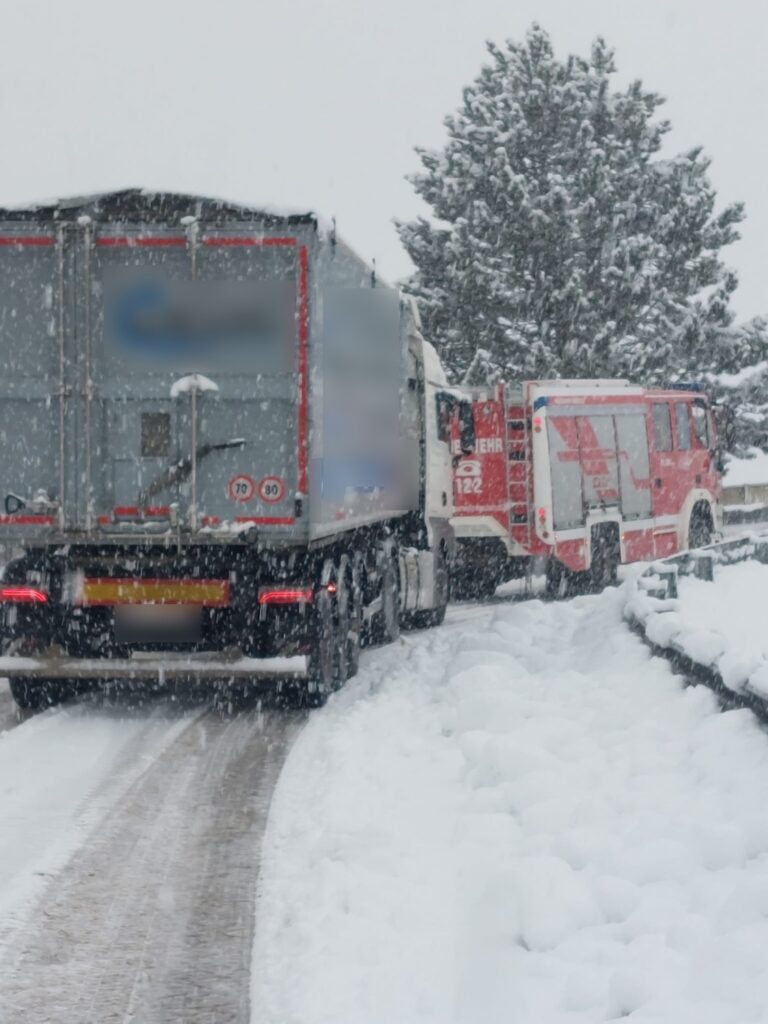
[0,586,48,604]
[258,587,314,606]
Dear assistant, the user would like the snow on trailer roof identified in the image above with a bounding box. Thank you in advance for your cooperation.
[0,188,320,227]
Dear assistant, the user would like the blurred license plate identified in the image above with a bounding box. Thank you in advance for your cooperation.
[114,604,202,644]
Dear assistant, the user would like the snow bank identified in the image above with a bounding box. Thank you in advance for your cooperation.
[252,591,768,1023]
[627,558,768,698]
[724,447,768,488]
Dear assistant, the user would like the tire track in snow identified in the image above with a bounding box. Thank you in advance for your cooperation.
[0,702,305,1024]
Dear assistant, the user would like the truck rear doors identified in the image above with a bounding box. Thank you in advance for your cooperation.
[0,211,308,536]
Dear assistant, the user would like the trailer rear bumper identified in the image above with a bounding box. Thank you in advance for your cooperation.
[0,651,308,682]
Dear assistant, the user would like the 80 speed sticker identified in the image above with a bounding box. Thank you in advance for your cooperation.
[258,476,286,504]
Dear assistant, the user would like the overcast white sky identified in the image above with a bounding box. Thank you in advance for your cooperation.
[1,0,765,319]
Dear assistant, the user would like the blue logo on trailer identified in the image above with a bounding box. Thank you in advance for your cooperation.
[106,279,289,360]
[109,281,202,356]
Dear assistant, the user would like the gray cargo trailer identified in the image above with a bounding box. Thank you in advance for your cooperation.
[0,190,473,707]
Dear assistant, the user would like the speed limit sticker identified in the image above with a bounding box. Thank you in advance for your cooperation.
[258,476,286,504]
[227,474,256,503]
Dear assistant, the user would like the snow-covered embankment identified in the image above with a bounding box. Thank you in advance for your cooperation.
[627,556,768,701]
[253,589,768,1024]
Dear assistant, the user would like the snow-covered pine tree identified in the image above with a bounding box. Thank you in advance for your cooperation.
[397,25,744,384]
[707,316,768,452]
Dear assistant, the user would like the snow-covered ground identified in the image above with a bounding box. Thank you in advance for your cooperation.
[632,557,768,702]
[675,560,768,666]
[253,588,768,1024]
[724,447,768,489]
[0,701,199,946]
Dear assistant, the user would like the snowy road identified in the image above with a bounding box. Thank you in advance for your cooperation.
[0,693,305,1023]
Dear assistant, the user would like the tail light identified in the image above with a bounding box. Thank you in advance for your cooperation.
[258,587,314,606]
[0,586,48,604]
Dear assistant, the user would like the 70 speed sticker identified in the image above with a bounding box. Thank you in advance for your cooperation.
[227,474,256,503]
[227,474,286,504]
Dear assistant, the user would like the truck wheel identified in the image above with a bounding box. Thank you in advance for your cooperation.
[472,574,501,601]
[346,554,364,678]
[545,559,572,600]
[450,565,498,601]
[371,543,400,645]
[306,584,336,707]
[689,507,713,549]
[333,557,351,686]
[589,525,620,591]
[9,677,53,710]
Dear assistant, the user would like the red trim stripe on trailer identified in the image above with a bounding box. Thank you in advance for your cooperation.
[0,236,55,246]
[95,237,186,247]
[202,236,297,247]
[0,514,56,525]
[297,244,309,496]
[234,516,296,525]
[111,506,171,518]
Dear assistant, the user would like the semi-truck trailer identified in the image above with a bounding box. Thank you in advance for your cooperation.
[0,190,474,708]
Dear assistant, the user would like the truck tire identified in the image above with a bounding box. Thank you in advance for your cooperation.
[545,559,573,600]
[346,554,364,679]
[9,677,54,710]
[333,557,351,685]
[589,524,620,591]
[689,506,713,549]
[371,542,400,645]
[306,574,337,707]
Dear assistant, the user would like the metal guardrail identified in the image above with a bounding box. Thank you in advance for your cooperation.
[634,532,768,599]
[626,529,768,719]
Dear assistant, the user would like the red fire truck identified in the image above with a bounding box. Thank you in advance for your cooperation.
[451,380,723,598]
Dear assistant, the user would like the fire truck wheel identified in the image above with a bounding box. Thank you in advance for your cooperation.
[689,507,713,549]
[545,559,574,600]
[450,569,497,601]
[589,525,620,590]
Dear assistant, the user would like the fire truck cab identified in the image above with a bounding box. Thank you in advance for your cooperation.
[452,379,723,597]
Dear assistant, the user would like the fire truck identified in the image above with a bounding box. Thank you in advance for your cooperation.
[451,379,723,598]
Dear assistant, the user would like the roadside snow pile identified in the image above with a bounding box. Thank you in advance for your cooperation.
[724,447,768,489]
[253,591,768,1024]
[626,558,768,698]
